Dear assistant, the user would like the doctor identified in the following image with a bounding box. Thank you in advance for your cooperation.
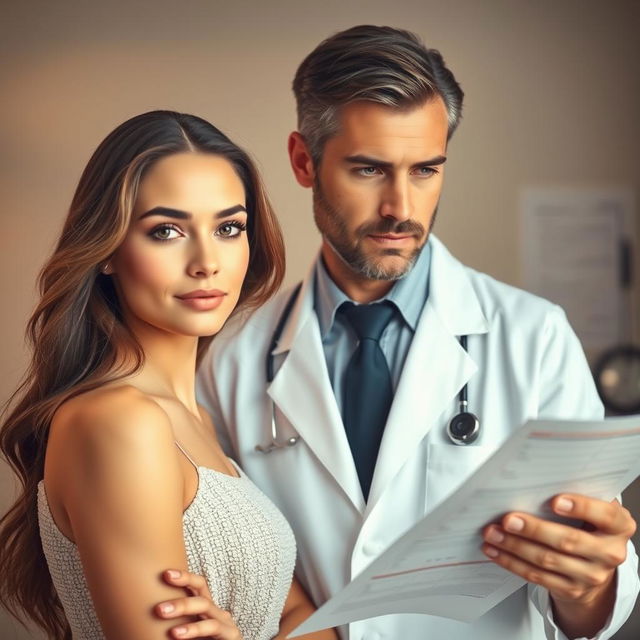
[159,25,638,640]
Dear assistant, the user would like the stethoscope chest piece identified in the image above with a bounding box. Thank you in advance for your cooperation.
[447,411,480,445]
[446,335,481,445]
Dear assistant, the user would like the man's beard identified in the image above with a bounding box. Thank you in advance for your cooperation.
[312,177,436,281]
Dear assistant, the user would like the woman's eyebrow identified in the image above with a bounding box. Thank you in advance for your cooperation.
[138,204,247,220]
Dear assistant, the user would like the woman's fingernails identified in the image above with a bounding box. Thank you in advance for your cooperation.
[484,546,499,558]
[173,627,187,637]
[159,602,174,614]
[166,569,181,579]
[556,497,574,514]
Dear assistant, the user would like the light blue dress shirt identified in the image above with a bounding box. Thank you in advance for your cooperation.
[313,241,431,415]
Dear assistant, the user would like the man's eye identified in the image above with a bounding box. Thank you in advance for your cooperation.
[415,166,438,177]
[150,224,181,241]
[357,167,381,176]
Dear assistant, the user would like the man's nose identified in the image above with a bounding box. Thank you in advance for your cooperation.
[378,177,412,222]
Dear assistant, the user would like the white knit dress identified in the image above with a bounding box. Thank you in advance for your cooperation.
[37,451,296,640]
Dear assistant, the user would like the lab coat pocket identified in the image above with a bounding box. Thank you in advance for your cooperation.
[425,443,497,511]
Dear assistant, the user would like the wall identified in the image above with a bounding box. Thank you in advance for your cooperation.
[1,1,639,637]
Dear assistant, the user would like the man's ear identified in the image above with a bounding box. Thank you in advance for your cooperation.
[287,132,315,188]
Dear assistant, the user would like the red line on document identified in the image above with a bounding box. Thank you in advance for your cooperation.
[530,427,640,439]
[372,559,493,580]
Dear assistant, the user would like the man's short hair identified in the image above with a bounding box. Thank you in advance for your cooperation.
[293,25,464,165]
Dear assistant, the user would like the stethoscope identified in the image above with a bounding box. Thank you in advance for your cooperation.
[446,334,480,445]
[255,284,303,453]
[255,284,481,452]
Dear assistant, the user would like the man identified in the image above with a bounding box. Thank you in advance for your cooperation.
[166,25,639,638]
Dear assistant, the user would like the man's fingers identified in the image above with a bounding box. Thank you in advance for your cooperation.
[481,545,599,603]
[492,512,629,567]
[162,569,213,598]
[551,495,637,537]
[483,526,612,587]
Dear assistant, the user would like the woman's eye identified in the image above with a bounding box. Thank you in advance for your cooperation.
[216,221,246,238]
[150,224,181,241]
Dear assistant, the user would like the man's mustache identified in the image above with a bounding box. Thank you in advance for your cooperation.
[357,219,426,237]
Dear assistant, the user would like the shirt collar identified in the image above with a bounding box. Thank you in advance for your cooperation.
[386,240,431,330]
[314,256,351,338]
[313,240,432,338]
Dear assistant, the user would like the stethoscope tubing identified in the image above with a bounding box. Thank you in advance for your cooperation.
[266,283,303,384]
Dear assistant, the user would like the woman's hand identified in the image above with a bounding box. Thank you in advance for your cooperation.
[156,569,243,640]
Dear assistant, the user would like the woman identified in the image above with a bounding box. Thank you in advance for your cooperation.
[0,111,336,640]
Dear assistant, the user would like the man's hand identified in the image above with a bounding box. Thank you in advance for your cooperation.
[155,569,243,639]
[482,494,636,638]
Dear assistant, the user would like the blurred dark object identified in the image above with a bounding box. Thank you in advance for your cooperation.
[594,345,640,414]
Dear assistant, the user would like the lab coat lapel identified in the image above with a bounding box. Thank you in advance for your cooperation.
[267,265,365,513]
[366,237,489,511]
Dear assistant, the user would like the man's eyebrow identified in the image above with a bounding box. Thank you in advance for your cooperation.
[344,154,447,169]
[138,204,247,220]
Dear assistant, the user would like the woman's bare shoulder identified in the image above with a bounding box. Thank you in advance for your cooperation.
[45,386,186,545]
[49,385,175,463]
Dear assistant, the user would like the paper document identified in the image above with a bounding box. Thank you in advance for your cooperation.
[289,415,640,637]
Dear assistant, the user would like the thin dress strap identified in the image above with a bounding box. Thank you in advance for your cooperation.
[174,440,199,471]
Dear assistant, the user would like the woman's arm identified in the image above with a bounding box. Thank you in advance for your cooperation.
[275,576,339,640]
[48,387,232,639]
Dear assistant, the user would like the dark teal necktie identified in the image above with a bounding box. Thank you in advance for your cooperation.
[340,301,396,501]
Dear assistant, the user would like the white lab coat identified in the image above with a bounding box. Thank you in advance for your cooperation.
[197,236,639,640]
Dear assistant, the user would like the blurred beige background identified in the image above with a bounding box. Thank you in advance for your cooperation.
[1,0,639,637]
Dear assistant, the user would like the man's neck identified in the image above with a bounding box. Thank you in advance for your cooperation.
[320,243,394,304]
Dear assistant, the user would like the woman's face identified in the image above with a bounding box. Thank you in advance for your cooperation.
[109,152,250,338]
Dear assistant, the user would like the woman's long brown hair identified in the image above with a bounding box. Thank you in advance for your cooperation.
[0,111,285,639]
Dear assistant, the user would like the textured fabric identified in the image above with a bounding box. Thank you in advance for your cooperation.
[314,242,431,414]
[37,461,296,640]
[339,301,396,500]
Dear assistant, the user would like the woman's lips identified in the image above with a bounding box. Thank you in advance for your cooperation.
[175,290,226,311]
